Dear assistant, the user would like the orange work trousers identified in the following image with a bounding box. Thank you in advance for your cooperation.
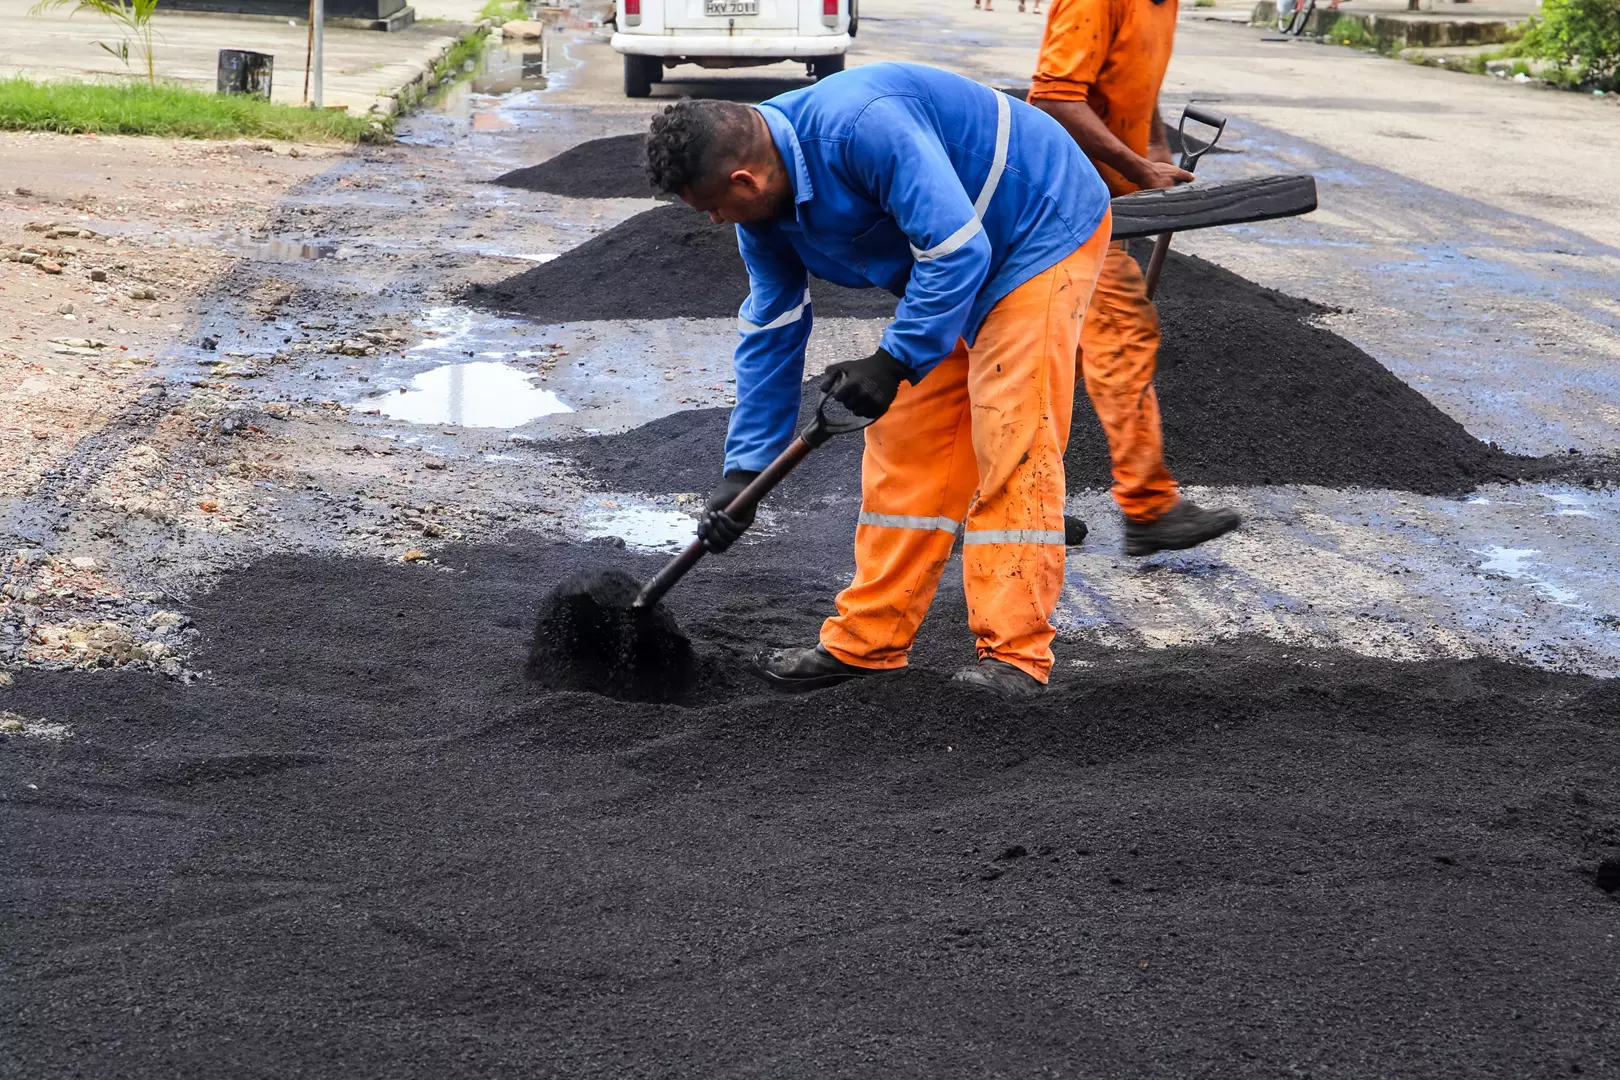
[819,220,1111,683]
[1078,241,1181,522]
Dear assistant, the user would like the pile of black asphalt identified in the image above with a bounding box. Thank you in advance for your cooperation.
[469,202,897,321]
[549,244,1574,497]
[493,133,663,200]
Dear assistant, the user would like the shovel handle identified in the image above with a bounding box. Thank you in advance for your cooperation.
[630,384,873,610]
[1175,105,1228,172]
[1145,105,1229,300]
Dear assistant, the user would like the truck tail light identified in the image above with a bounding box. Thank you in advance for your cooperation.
[822,0,838,27]
[624,0,640,27]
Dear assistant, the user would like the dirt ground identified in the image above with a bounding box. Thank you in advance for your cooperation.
[3,1,1620,1075]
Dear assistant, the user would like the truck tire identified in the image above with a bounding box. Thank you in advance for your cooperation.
[810,54,845,80]
[1107,175,1318,241]
[624,54,657,98]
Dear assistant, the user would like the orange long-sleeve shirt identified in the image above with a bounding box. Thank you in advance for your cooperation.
[1028,0,1179,196]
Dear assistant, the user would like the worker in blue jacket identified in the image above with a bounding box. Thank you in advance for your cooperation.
[645,63,1138,698]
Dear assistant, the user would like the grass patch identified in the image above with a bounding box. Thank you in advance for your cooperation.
[477,0,526,20]
[1520,0,1620,90]
[0,76,386,141]
[434,30,488,83]
[409,26,492,110]
[1328,15,1375,48]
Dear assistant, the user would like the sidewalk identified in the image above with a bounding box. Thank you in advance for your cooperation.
[0,0,487,115]
[1250,0,1537,46]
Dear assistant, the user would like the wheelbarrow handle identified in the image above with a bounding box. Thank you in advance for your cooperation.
[631,382,874,610]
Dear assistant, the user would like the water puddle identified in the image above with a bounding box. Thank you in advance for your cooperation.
[376,361,572,428]
[1474,545,1581,605]
[420,21,552,135]
[486,251,560,263]
[472,40,551,96]
[218,233,336,261]
[1542,492,1597,518]
[1477,545,1539,576]
[577,499,697,553]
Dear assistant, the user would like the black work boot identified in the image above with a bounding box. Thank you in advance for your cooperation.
[1123,499,1241,557]
[1063,514,1088,546]
[755,644,882,692]
[952,658,1046,700]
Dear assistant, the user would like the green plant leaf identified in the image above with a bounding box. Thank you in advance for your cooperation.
[93,38,131,64]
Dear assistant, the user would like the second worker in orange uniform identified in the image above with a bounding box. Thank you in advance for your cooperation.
[1029,0,1241,555]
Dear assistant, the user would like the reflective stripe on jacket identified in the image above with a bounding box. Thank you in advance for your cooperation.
[725,62,1110,474]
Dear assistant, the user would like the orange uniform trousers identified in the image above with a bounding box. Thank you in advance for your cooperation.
[819,220,1112,684]
[1030,0,1183,523]
[1079,241,1180,523]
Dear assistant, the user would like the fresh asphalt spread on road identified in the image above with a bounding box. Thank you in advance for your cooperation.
[6,518,1620,1076]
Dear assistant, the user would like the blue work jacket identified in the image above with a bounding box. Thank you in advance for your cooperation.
[724,61,1110,474]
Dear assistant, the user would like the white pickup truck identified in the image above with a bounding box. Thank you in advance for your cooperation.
[611,0,857,98]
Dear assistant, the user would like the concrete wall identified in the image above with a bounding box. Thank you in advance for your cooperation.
[163,0,408,22]
[1251,2,1525,47]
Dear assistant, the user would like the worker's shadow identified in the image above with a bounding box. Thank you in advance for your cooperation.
[645,73,814,103]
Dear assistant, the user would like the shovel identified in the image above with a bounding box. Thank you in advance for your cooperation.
[529,380,873,703]
[633,380,874,609]
[1142,105,1228,300]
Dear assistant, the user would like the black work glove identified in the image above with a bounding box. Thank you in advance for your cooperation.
[697,469,760,554]
[818,346,912,420]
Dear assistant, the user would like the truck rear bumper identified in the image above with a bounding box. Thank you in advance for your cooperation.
[611,31,851,58]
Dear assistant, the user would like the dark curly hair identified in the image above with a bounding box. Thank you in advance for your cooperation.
[644,99,761,196]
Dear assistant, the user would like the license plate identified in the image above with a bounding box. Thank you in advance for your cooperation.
[706,0,758,14]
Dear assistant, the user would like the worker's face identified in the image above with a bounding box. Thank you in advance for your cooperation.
[682,166,792,226]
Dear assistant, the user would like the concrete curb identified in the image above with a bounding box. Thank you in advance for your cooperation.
[367,17,498,121]
[1250,1,1525,47]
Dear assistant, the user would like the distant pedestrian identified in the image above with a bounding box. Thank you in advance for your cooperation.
[975,0,995,9]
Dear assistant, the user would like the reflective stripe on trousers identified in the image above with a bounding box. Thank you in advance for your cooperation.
[856,511,961,534]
